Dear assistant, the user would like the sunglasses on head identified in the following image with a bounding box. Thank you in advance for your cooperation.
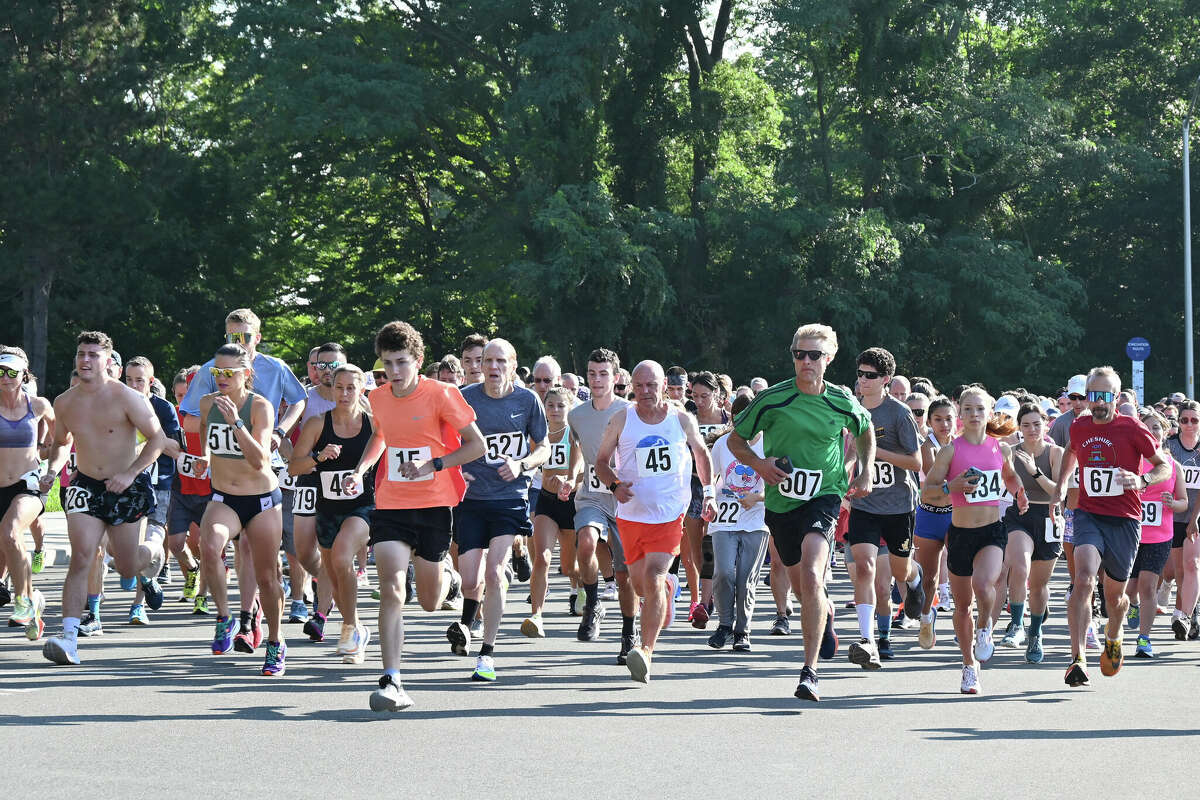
[0,368,21,379]
[224,332,254,345]
[210,367,247,379]
[791,349,826,362]
[856,369,882,380]
[315,361,344,371]
[1086,390,1116,403]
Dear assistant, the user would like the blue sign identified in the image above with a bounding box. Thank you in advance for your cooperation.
[1126,337,1151,361]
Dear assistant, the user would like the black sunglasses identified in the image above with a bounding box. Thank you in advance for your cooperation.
[911,408,926,417]
[856,369,882,380]
[791,349,826,362]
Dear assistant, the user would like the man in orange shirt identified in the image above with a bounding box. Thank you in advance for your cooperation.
[344,321,485,711]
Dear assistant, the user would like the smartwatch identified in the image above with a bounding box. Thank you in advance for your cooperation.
[234,418,246,430]
[432,457,444,472]
[608,481,621,493]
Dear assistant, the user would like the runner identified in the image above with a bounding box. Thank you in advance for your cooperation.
[684,371,728,627]
[449,338,547,681]
[195,343,288,675]
[343,321,482,711]
[42,332,168,665]
[0,347,53,641]
[593,360,715,681]
[728,323,874,701]
[1050,367,1169,687]
[290,364,376,663]
[915,396,956,649]
[1168,400,1200,639]
[460,334,486,385]
[843,347,922,667]
[921,387,1027,694]
[168,367,211,613]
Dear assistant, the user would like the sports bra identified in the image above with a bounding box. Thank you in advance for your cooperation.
[0,398,37,449]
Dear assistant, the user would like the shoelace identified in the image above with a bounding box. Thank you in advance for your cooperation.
[266,643,281,664]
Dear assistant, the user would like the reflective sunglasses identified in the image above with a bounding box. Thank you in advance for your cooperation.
[1086,390,1116,403]
[1181,417,1200,425]
[856,369,882,380]
[791,349,826,362]
[314,361,344,371]
[224,332,254,345]
[0,368,21,379]
[210,367,247,379]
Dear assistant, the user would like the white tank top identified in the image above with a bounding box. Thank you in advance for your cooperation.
[615,406,691,524]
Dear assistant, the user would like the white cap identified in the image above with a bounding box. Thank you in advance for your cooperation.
[0,353,28,371]
[1066,374,1087,396]
[1171,392,1187,403]
[1039,397,1055,413]
[994,395,1020,417]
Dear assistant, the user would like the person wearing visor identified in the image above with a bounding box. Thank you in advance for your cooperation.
[665,368,687,403]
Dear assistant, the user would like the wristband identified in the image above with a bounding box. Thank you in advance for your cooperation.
[702,485,716,500]
[608,481,621,493]
[274,426,286,438]
[432,457,444,472]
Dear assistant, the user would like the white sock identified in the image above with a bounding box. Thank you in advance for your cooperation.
[856,604,874,639]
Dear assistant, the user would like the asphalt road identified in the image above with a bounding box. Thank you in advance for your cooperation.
[4,516,1200,796]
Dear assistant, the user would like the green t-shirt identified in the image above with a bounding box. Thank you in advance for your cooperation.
[733,378,871,513]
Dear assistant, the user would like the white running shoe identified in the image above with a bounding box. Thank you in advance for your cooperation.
[1085,621,1101,651]
[599,580,618,601]
[664,573,679,629]
[974,626,995,663]
[960,664,981,695]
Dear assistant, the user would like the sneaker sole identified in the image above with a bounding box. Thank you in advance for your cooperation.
[794,683,819,701]
[233,636,255,654]
[471,672,496,682]
[520,619,544,638]
[447,624,469,655]
[732,643,751,652]
[42,640,80,665]
[370,690,413,712]
[262,666,286,677]
[626,649,650,683]
[848,644,881,670]
[1172,619,1188,640]
[1065,668,1089,687]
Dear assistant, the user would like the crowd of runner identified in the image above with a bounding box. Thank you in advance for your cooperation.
[2,311,1197,709]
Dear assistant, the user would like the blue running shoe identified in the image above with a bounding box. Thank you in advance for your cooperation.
[212,615,239,654]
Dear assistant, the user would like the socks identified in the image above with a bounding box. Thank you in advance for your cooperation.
[480,643,494,657]
[622,615,634,637]
[461,598,480,626]
[584,581,599,607]
[86,594,100,616]
[240,609,252,630]
[907,564,922,590]
[856,603,874,639]
[1028,611,1045,637]
[876,612,892,638]
[63,616,80,638]
[383,667,400,679]
[1010,601,1025,625]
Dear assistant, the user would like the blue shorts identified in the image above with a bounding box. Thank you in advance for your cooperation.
[453,498,532,553]
[914,502,952,543]
[1072,509,1140,582]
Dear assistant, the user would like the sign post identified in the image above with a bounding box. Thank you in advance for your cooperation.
[1127,337,1151,404]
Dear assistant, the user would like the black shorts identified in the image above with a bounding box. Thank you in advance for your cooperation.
[1131,540,1171,578]
[946,520,1007,577]
[370,507,453,563]
[168,490,210,535]
[0,473,43,517]
[1173,522,1190,549]
[65,471,154,526]
[845,509,915,557]
[687,475,705,519]
[316,505,374,550]
[1003,503,1063,562]
[453,497,532,553]
[210,488,283,530]
[765,494,841,568]
[535,488,576,531]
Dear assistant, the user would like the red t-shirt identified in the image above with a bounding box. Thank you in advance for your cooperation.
[176,408,212,495]
[1070,414,1159,519]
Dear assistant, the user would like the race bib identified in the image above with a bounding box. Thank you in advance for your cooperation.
[320,470,362,500]
[22,470,40,492]
[292,486,318,514]
[1044,515,1063,543]
[870,461,895,489]
[586,465,612,494]
[544,441,569,471]
[778,468,823,502]
[636,443,678,477]
[1183,465,1200,490]
[714,499,742,525]
[64,485,92,514]
[207,423,243,456]
[965,470,1008,504]
[276,466,297,491]
[1083,467,1123,497]
[1141,501,1163,527]
[67,451,77,474]
[177,453,209,480]
[698,424,723,444]
[484,432,527,465]
[386,446,433,482]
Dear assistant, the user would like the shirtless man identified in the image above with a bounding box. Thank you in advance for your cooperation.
[42,331,169,665]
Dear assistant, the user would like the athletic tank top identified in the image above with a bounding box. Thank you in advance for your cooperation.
[1012,444,1053,503]
[948,434,1006,507]
[1139,457,1177,544]
[313,411,374,512]
[0,398,36,449]
[205,395,256,460]
[615,407,691,524]
[536,425,571,491]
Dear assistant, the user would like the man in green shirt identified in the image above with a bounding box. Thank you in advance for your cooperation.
[729,323,874,701]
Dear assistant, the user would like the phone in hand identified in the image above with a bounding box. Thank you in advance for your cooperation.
[775,456,793,473]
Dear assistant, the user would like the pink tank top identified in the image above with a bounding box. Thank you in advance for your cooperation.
[1138,458,1177,544]
[948,435,1005,507]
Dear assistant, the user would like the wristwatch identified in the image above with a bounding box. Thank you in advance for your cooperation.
[234,418,246,430]
[608,481,620,493]
[432,457,444,472]
[274,426,286,438]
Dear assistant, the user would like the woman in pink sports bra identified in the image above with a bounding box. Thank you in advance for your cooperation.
[922,387,1027,696]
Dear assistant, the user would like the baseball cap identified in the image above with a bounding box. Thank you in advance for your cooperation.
[1066,374,1086,396]
[1170,391,1187,403]
[372,358,384,372]
[110,350,123,369]
[994,395,1020,417]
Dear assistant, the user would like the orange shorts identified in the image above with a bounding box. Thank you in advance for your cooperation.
[617,515,684,565]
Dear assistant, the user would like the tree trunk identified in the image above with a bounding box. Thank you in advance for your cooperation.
[22,251,55,391]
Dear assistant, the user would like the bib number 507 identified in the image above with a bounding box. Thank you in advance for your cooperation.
[778,469,822,501]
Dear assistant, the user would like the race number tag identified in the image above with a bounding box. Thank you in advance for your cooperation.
[292,487,318,514]
[64,485,92,514]
[586,465,612,494]
[636,444,677,478]
[1183,466,1200,490]
[386,446,433,482]
[871,462,895,489]
[544,441,569,471]
[1044,515,1063,543]
[698,424,722,444]
[276,467,298,491]
[320,470,362,500]
[1141,501,1163,527]
[715,499,742,525]
[778,469,823,502]
[177,453,209,480]
[67,451,77,474]
[484,432,527,465]
[965,470,1007,503]
[1083,467,1124,497]
[207,423,243,457]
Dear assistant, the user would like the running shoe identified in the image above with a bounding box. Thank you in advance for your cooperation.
[159,562,171,586]
[819,602,838,659]
[303,611,327,642]
[1001,620,1025,648]
[1126,604,1139,631]
[1025,631,1044,664]
[343,625,369,665]
[770,614,791,636]
[918,610,936,650]
[472,654,496,682]
[876,637,894,660]
[212,615,240,654]
[439,567,462,611]
[1085,621,1101,650]
[960,664,981,695]
[250,601,265,649]
[568,590,582,617]
[520,614,545,638]
[262,640,287,676]
[139,576,164,611]
[128,604,149,626]
[1156,580,1173,614]
[617,633,638,665]
[936,584,952,612]
[1172,613,1189,640]
[192,596,211,616]
[626,645,651,683]
[512,552,533,583]
[9,595,33,627]
[732,632,751,652]
[356,567,369,588]
[1134,635,1154,658]
[664,573,679,629]
[1189,607,1200,640]
[794,666,819,701]
[468,617,483,639]
[372,587,382,601]
[43,633,80,665]
[890,581,903,606]
[181,569,199,602]
[336,623,355,656]
[687,601,699,624]
[848,638,882,670]
[1064,657,1089,687]
[31,550,44,575]
[974,627,995,663]
[903,565,924,620]
[288,599,309,624]
[370,674,412,712]
[447,621,471,656]
[0,582,9,608]
[78,610,103,637]
[576,603,604,642]
[600,579,618,601]
[1099,636,1123,677]
[691,602,710,630]
[708,624,732,650]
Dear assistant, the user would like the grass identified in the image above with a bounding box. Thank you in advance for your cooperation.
[45,478,62,512]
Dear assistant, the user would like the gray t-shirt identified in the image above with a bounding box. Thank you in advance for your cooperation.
[1167,436,1200,519]
[851,395,920,515]
[1049,409,1076,449]
[300,386,338,424]
[568,396,631,514]
[461,383,547,503]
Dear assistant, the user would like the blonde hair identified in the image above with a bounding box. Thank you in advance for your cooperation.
[543,386,578,409]
[793,323,838,354]
[1140,408,1168,442]
[225,308,262,332]
[959,386,1016,437]
[333,364,365,385]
